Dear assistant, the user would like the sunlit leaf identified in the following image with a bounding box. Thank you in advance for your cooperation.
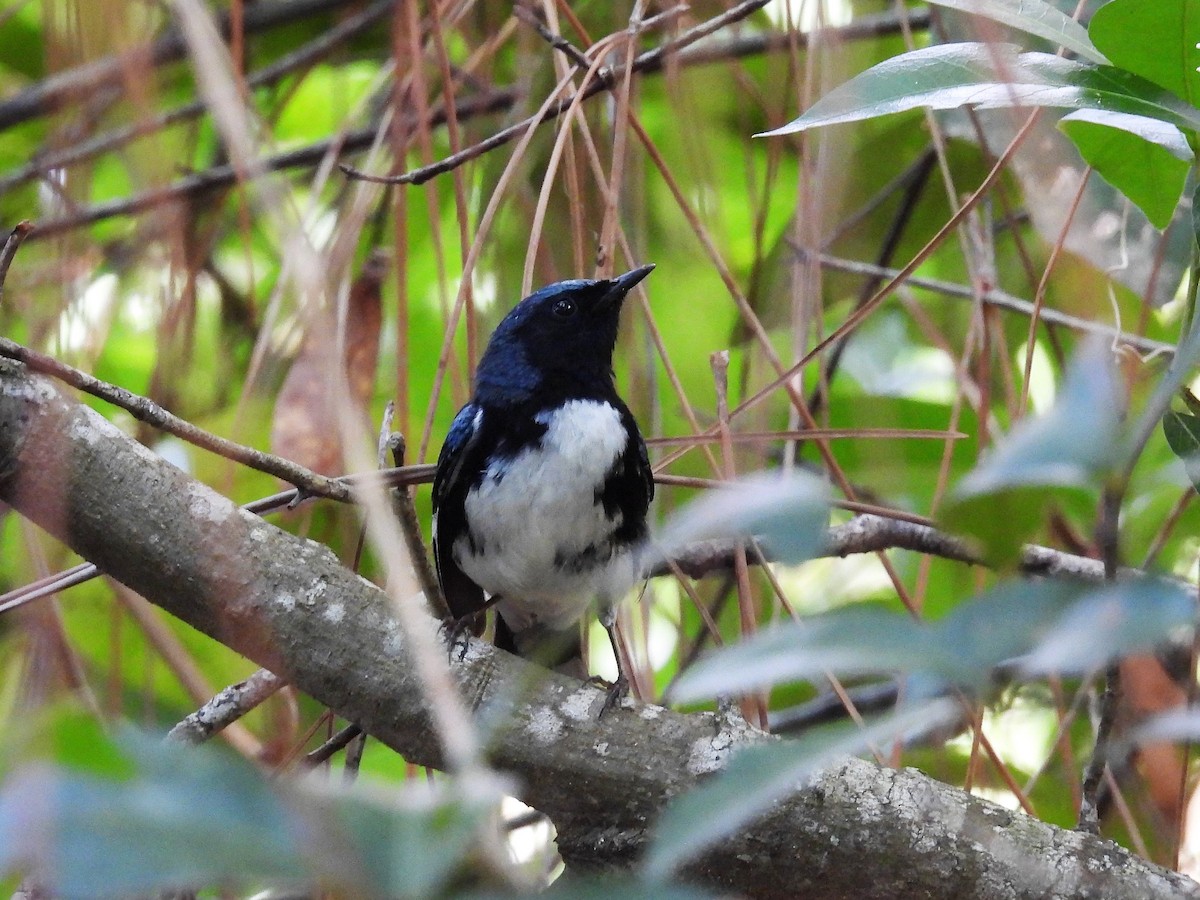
[642,699,960,881]
[1089,0,1200,107]
[1059,110,1191,228]
[759,44,1200,138]
[656,471,830,565]
[926,0,1105,64]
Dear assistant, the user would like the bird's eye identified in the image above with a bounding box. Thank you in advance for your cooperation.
[552,298,577,318]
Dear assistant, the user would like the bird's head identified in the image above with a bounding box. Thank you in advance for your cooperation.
[474,264,654,405]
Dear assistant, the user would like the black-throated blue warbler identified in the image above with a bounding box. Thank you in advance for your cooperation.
[432,265,655,713]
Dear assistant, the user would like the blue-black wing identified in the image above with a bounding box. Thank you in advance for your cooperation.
[597,399,654,544]
[431,403,487,622]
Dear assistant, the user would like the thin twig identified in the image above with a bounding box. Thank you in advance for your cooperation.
[0,336,351,502]
[341,0,778,186]
[0,0,356,131]
[304,722,363,766]
[0,220,32,301]
[167,668,284,746]
[0,0,397,195]
[812,252,1175,358]
[389,430,447,618]
[1078,486,1125,833]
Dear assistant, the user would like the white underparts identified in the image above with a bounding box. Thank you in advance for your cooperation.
[456,399,637,632]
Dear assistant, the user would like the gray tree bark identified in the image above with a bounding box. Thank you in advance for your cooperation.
[1,358,1196,900]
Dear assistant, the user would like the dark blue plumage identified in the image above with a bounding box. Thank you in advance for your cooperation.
[432,266,655,711]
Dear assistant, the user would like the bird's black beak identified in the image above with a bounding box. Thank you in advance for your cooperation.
[599,264,655,309]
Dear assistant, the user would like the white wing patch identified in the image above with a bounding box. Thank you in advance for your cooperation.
[456,399,634,630]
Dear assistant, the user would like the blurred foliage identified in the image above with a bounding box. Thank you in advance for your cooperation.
[1,0,1199,895]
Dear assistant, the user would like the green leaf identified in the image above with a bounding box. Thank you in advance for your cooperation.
[642,699,960,881]
[1020,577,1195,675]
[0,731,304,897]
[0,727,494,898]
[670,572,1190,704]
[944,339,1123,562]
[657,471,830,565]
[1059,110,1191,228]
[669,579,1090,705]
[927,0,1106,64]
[1089,0,1200,108]
[1164,409,1200,491]
[758,44,1200,138]
[669,604,932,704]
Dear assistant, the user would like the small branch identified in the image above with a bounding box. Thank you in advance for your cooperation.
[304,723,363,766]
[166,669,284,746]
[0,337,352,502]
[26,89,516,241]
[812,252,1174,358]
[1078,485,1126,833]
[388,430,448,619]
[20,10,925,238]
[0,221,32,301]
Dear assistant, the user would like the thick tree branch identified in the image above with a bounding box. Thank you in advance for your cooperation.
[0,359,1195,900]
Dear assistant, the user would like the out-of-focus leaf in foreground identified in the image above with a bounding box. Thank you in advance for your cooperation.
[0,714,494,899]
[670,575,1190,704]
[655,470,830,566]
[943,339,1124,563]
[642,698,960,881]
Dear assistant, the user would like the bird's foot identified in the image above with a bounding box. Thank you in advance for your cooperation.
[440,614,476,662]
[588,674,630,718]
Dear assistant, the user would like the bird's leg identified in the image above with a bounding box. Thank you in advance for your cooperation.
[441,595,503,661]
[597,615,630,717]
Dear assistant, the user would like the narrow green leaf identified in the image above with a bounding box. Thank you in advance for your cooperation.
[657,471,830,566]
[758,44,1200,138]
[643,699,960,881]
[927,0,1106,64]
[1020,577,1194,675]
[944,339,1123,561]
[1163,409,1200,491]
[954,339,1123,497]
[1059,110,1191,228]
[670,579,1092,705]
[1089,0,1200,108]
[669,605,931,705]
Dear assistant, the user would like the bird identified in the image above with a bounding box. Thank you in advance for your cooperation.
[431,265,655,714]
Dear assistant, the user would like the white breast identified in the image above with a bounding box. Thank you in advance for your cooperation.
[456,399,635,631]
